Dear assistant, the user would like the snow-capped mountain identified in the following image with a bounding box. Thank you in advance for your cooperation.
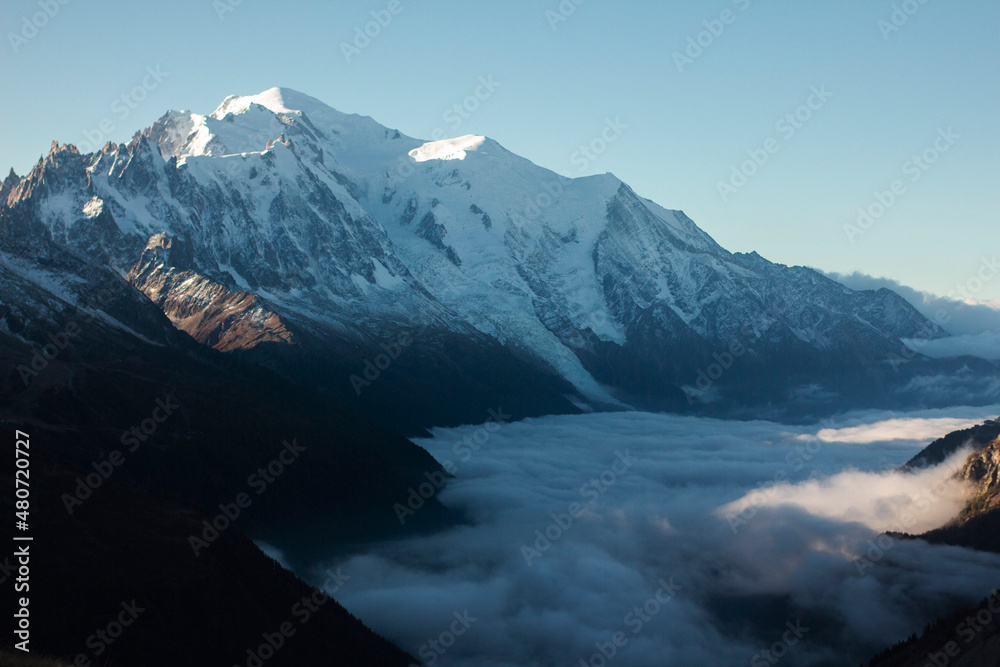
[2,87,987,427]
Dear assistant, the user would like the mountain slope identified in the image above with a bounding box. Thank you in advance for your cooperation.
[894,416,1000,555]
[865,420,1000,666]
[0,218,457,561]
[904,418,1000,470]
[0,447,415,667]
[864,591,1000,667]
[920,433,1000,554]
[3,87,993,429]
[0,208,454,662]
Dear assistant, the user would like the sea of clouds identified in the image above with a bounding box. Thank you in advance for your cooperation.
[825,270,1000,361]
[304,406,1000,667]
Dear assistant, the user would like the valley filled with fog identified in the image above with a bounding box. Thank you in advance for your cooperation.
[285,408,1000,667]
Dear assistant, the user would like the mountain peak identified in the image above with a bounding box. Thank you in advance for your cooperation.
[2,86,965,418]
[47,140,80,156]
[210,87,354,122]
[1,167,19,204]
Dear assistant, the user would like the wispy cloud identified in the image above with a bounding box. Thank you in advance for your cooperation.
[798,416,987,444]
[719,447,973,534]
[903,332,1000,360]
[824,270,1000,337]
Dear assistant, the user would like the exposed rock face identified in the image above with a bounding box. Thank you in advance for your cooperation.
[866,422,1000,667]
[913,425,1000,553]
[956,436,1000,520]
[127,233,294,351]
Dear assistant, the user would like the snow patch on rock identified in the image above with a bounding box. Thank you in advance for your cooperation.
[409,135,486,162]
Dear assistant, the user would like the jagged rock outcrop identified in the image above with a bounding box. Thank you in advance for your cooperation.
[958,437,1000,517]
[918,432,1000,553]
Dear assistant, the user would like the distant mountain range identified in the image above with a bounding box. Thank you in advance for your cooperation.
[4,87,998,434]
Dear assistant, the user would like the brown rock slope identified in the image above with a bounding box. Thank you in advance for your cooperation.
[127,233,295,352]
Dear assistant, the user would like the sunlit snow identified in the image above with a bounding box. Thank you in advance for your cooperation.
[408,134,486,162]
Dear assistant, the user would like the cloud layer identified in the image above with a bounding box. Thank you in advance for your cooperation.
[802,416,987,444]
[903,332,1000,361]
[311,407,1000,667]
[824,270,1000,339]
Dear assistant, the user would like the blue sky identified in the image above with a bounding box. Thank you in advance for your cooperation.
[2,0,997,299]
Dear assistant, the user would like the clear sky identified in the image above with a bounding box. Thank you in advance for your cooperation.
[2,0,997,299]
